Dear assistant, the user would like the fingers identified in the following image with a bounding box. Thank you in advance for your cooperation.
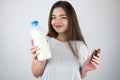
[91,50,97,57]
[91,56,100,65]
[97,48,101,53]
[30,46,37,52]
[91,49,101,57]
[30,39,34,46]
[97,49,101,57]
[33,52,39,59]
[30,46,40,59]
[91,56,100,69]
[30,39,40,58]
[30,39,39,54]
[91,49,101,58]
[91,61,99,69]
[30,45,40,53]
[91,48,101,68]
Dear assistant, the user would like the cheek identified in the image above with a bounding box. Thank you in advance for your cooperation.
[51,20,54,26]
[51,20,55,29]
[63,21,68,27]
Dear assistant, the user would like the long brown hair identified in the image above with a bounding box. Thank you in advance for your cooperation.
[47,1,87,58]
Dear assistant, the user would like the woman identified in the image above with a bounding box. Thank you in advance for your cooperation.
[30,1,101,80]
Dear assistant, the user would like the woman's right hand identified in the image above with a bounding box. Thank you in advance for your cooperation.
[30,40,47,77]
[30,40,40,60]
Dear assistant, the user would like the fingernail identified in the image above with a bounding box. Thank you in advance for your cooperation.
[92,58,95,61]
[93,56,96,58]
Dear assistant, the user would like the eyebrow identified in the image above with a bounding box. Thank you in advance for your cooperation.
[52,14,67,17]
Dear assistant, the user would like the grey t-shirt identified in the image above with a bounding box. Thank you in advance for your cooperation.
[40,36,89,80]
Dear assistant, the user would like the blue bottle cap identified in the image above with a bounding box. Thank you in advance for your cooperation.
[31,21,39,26]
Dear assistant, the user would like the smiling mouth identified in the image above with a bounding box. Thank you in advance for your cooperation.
[55,25,63,28]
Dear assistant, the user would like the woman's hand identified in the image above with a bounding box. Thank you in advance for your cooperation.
[30,40,40,60]
[82,49,101,73]
[30,39,47,78]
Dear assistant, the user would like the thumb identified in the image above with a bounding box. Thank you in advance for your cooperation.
[31,39,34,46]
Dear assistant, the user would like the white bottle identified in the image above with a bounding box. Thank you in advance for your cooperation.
[31,20,52,61]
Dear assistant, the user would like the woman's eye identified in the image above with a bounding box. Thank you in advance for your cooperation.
[62,16,67,19]
[51,17,56,19]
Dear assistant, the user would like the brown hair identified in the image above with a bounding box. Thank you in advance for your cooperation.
[47,1,87,58]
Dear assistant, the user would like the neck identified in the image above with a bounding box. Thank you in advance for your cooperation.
[57,33,67,42]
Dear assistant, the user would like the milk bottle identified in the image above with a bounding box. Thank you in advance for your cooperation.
[31,20,52,61]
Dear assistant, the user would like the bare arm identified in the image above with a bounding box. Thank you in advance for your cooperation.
[30,40,47,78]
[32,58,47,78]
[80,49,101,79]
[80,67,88,79]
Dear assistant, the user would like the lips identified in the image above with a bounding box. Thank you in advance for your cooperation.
[55,25,62,28]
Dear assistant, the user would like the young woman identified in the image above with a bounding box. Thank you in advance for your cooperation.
[30,1,101,80]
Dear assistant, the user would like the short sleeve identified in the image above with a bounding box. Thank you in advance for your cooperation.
[77,41,89,67]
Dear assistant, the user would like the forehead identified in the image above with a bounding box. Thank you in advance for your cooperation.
[52,7,66,15]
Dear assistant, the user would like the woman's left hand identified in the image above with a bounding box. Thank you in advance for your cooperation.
[82,49,101,72]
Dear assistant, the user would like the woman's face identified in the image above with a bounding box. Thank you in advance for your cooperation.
[51,7,68,35]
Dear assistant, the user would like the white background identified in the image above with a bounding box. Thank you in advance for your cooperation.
[0,0,120,80]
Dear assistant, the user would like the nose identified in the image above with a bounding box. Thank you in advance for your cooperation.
[54,17,62,24]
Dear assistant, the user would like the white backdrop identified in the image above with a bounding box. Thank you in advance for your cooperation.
[0,0,120,80]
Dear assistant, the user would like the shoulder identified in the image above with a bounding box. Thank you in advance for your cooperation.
[46,36,53,41]
[75,41,88,50]
[46,36,56,44]
[75,41,89,66]
[46,35,51,40]
[75,41,89,57]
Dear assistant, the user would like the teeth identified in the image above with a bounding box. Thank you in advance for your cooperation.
[56,25,61,28]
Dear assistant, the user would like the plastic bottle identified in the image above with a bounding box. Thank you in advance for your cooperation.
[31,20,52,61]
